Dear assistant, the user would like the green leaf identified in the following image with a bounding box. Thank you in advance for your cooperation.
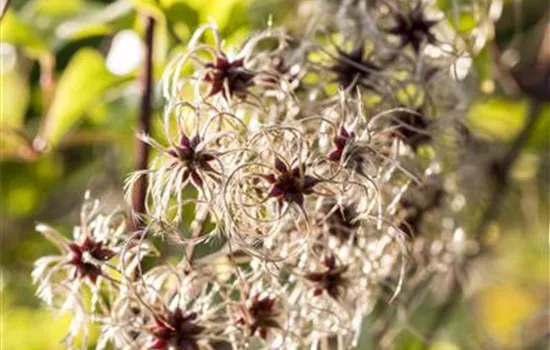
[0,59,31,157]
[154,18,169,73]
[61,24,114,40]
[40,49,129,147]
[30,0,90,18]
[0,10,48,55]
[469,100,549,150]
[129,0,165,19]
[56,1,135,41]
[528,104,550,150]
[436,0,451,12]
[456,13,476,33]
[161,0,199,29]
[220,0,249,37]
[394,329,425,350]
[0,66,30,130]
[179,0,247,30]
[467,98,527,141]
[473,45,492,85]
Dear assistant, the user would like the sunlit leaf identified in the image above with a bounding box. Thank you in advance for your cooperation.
[0,155,63,217]
[468,99,550,151]
[30,0,90,18]
[129,0,165,19]
[182,0,248,30]
[40,49,130,147]
[456,13,476,33]
[164,0,199,29]
[0,10,48,55]
[1,290,100,349]
[467,98,526,141]
[394,329,424,350]
[430,341,460,350]
[0,45,32,158]
[220,0,249,36]
[0,65,30,129]
[473,45,493,90]
[477,284,538,346]
[528,104,550,150]
[154,18,169,74]
[161,0,199,29]
[56,1,135,41]
[62,24,113,40]
[436,0,450,12]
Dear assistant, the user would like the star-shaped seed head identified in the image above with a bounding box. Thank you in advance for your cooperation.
[67,236,115,283]
[150,309,206,350]
[168,134,217,188]
[324,203,360,242]
[264,158,318,207]
[204,55,255,99]
[391,108,431,150]
[328,126,356,162]
[237,294,280,339]
[306,255,349,299]
[387,5,438,54]
[330,45,381,91]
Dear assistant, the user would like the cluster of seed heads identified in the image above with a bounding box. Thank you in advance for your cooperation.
[33,0,499,349]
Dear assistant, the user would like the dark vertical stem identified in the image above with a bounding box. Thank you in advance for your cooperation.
[131,16,155,230]
[422,98,542,346]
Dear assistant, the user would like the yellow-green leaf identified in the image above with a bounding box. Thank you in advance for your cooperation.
[55,1,134,41]
[0,63,30,130]
[456,13,476,33]
[0,10,48,55]
[162,0,199,29]
[467,98,527,141]
[40,49,129,147]
[31,0,89,18]
[129,0,165,19]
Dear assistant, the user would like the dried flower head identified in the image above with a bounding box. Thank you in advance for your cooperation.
[32,194,123,305]
[237,293,281,339]
[168,133,219,188]
[306,255,350,299]
[32,193,155,348]
[150,309,206,350]
[265,158,319,207]
[386,4,438,54]
[33,1,503,348]
[67,236,116,283]
[204,55,255,99]
[330,45,381,91]
[328,126,357,162]
[390,107,432,150]
[323,201,360,243]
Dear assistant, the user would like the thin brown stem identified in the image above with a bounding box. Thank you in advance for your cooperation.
[422,98,542,346]
[38,54,56,113]
[130,16,155,231]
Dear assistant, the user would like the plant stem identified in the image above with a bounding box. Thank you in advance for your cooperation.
[131,16,155,231]
[422,98,542,346]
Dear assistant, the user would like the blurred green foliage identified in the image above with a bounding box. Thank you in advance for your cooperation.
[0,0,548,349]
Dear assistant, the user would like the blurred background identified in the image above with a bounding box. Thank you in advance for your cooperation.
[0,0,548,349]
